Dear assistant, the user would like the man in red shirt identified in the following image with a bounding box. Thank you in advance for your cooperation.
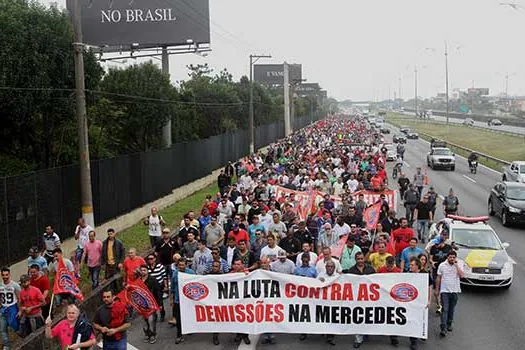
[376,256,402,347]
[228,224,249,246]
[18,274,45,335]
[392,218,415,259]
[29,264,51,319]
[376,166,387,184]
[122,248,146,284]
[377,256,402,273]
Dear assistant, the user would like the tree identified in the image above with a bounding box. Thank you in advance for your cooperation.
[98,62,178,152]
[0,0,103,173]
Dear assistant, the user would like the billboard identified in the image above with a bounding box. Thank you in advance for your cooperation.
[295,83,321,97]
[253,64,302,85]
[73,0,210,49]
[468,88,489,96]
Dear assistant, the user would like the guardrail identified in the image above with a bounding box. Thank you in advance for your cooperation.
[392,114,525,138]
[418,130,510,168]
[386,121,510,171]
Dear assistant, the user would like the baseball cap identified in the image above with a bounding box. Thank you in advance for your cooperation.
[278,250,287,258]
[232,223,239,230]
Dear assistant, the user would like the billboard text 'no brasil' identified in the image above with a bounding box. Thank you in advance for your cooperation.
[73,0,210,49]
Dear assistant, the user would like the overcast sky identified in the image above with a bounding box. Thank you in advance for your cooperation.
[42,0,525,101]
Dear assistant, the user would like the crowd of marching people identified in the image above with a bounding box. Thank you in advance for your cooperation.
[0,115,464,350]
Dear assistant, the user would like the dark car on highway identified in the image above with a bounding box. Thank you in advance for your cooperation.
[380,127,390,134]
[393,134,407,143]
[400,126,410,134]
[406,131,419,139]
[488,182,525,226]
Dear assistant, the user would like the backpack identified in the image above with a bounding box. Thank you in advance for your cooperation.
[72,312,94,349]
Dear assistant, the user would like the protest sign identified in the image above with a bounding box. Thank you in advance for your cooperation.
[179,270,428,338]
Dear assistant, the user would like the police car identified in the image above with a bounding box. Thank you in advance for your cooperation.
[430,216,513,288]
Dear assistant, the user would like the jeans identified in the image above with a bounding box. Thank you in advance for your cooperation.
[143,312,158,337]
[103,335,127,350]
[416,219,429,241]
[0,311,9,348]
[416,186,424,199]
[173,303,182,337]
[405,204,416,223]
[88,266,101,288]
[440,293,459,330]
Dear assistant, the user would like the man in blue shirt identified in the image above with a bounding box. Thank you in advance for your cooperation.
[27,247,48,273]
[294,254,318,278]
[198,209,212,241]
[400,238,424,272]
[170,259,195,344]
[248,216,266,245]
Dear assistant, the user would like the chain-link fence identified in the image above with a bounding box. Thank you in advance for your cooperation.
[0,115,317,267]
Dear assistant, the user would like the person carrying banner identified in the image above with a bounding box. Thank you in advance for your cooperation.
[51,248,82,309]
[408,257,433,349]
[139,265,162,344]
[171,259,195,344]
[206,260,224,345]
[294,254,317,342]
[347,252,375,348]
[94,290,131,350]
[45,304,96,349]
[317,260,339,345]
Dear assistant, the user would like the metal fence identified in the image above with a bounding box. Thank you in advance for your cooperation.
[0,115,316,267]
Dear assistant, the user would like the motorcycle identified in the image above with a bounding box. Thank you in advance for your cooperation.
[469,160,478,174]
[392,163,402,179]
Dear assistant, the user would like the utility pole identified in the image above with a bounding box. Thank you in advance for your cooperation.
[445,41,450,124]
[283,62,291,136]
[398,76,402,100]
[505,73,509,99]
[71,0,94,227]
[249,54,271,154]
[414,66,418,117]
[161,46,172,148]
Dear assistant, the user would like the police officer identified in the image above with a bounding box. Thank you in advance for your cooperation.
[403,184,419,225]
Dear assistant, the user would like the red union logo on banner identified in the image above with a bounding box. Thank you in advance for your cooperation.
[183,282,209,301]
[390,283,418,302]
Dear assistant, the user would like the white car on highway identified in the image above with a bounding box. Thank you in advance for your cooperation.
[383,143,397,161]
[446,217,513,288]
[503,161,525,183]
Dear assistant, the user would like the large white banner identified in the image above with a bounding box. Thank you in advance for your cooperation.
[179,270,428,338]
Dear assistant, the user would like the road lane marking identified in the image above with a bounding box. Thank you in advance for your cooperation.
[403,161,411,168]
[438,195,445,201]
[238,334,260,350]
[462,175,477,183]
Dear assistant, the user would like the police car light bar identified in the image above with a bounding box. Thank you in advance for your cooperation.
[446,215,490,223]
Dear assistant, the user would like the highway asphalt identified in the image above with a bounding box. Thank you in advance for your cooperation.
[121,129,524,350]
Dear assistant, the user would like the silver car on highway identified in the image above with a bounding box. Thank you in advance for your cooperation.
[427,147,456,171]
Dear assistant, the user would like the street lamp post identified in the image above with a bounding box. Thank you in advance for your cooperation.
[445,42,450,124]
[249,54,271,154]
[414,66,418,117]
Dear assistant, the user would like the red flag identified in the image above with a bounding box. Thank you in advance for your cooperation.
[116,278,159,318]
[386,233,396,256]
[363,202,382,231]
[53,257,84,302]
